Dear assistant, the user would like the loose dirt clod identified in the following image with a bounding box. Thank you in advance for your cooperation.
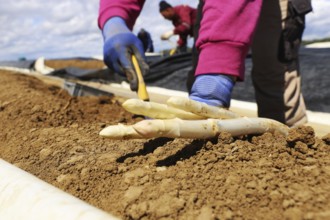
[0,69,329,220]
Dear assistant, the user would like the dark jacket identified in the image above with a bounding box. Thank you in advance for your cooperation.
[137,29,154,52]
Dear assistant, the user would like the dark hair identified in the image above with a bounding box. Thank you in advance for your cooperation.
[159,1,172,12]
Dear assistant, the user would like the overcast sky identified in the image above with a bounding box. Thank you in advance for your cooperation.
[0,0,329,61]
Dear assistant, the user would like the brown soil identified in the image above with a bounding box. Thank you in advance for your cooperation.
[45,58,106,70]
[0,67,330,220]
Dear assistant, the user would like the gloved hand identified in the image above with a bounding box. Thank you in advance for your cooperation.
[160,30,174,40]
[102,17,149,91]
[189,74,236,108]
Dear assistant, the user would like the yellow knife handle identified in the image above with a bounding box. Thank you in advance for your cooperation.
[132,54,149,101]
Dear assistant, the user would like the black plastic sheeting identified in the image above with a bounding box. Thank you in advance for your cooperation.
[1,48,329,113]
[48,53,193,91]
[232,48,330,113]
[0,60,36,69]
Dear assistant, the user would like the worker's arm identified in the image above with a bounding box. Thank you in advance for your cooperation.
[98,0,148,92]
[186,0,262,109]
[98,0,145,30]
[195,0,263,81]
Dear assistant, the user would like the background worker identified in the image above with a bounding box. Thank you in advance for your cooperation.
[137,28,154,53]
[98,0,262,111]
[159,1,197,53]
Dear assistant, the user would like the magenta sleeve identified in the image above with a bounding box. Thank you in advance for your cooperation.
[195,0,262,80]
[98,0,145,30]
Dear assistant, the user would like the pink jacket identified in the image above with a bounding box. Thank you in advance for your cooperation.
[98,0,262,80]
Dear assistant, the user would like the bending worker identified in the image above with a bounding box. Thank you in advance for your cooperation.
[98,0,261,112]
[159,1,197,53]
[137,28,154,53]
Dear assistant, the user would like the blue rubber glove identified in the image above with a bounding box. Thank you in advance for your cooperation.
[102,17,149,91]
[189,74,235,108]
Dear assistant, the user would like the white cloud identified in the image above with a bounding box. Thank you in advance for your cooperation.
[304,0,330,40]
[0,0,328,61]
[0,0,101,61]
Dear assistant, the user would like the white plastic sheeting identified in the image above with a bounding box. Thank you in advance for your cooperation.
[0,159,119,220]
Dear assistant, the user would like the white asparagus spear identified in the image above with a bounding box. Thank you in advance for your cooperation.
[99,117,289,139]
[99,123,144,139]
[167,97,241,119]
[122,99,205,119]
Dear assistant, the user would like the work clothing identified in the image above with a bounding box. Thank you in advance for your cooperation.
[195,0,262,81]
[98,0,144,30]
[186,0,204,93]
[251,0,311,126]
[187,0,309,126]
[170,5,197,48]
[137,29,154,53]
[189,74,235,108]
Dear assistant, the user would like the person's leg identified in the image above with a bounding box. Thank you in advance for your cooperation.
[251,0,307,127]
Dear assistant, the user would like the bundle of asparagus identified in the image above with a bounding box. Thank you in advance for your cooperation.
[99,97,289,139]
